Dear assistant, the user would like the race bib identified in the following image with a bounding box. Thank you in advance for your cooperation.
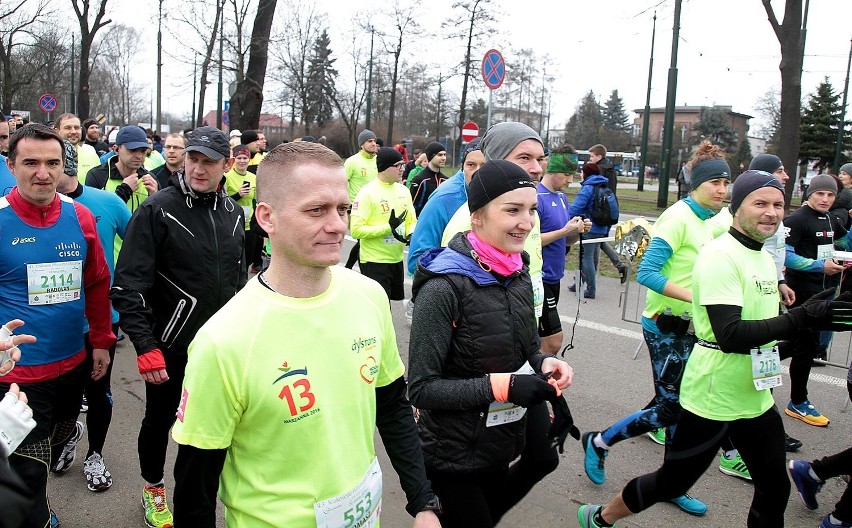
[383,233,401,245]
[27,261,82,305]
[817,244,835,261]
[750,346,782,391]
[241,205,252,221]
[314,457,382,528]
[486,362,535,427]
[531,272,544,318]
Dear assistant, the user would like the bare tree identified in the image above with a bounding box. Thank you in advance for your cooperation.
[762,0,804,207]
[443,0,497,152]
[754,88,782,152]
[374,3,419,146]
[329,32,368,153]
[13,27,72,121]
[97,24,144,123]
[0,0,54,115]
[73,0,111,119]
[229,0,277,130]
[269,0,325,134]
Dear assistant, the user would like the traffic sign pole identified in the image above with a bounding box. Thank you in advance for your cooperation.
[481,50,505,133]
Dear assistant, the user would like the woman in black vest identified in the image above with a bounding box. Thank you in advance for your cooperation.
[407,159,574,528]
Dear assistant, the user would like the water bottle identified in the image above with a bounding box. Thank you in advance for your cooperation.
[676,311,691,336]
[656,307,675,334]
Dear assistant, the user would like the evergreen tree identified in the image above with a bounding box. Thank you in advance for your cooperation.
[602,90,630,132]
[732,139,753,176]
[466,98,488,129]
[305,29,338,129]
[691,106,737,152]
[564,90,603,149]
[800,77,851,170]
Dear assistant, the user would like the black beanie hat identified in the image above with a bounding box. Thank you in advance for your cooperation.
[729,170,784,214]
[376,147,404,172]
[467,160,536,212]
[748,154,783,174]
[425,141,446,161]
[82,119,98,132]
[240,130,259,145]
[690,158,731,190]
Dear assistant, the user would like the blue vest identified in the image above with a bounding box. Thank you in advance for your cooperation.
[0,195,86,366]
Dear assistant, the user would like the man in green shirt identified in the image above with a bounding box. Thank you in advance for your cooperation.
[344,129,379,269]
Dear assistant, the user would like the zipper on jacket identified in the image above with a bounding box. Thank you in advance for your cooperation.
[208,206,222,307]
[161,299,186,343]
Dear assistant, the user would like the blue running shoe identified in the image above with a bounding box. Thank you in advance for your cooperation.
[785,400,829,427]
[789,460,823,510]
[821,514,852,527]
[669,494,708,516]
[578,504,613,528]
[50,510,60,527]
[582,432,608,485]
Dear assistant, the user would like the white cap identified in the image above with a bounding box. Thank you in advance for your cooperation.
[108,129,119,144]
[229,129,242,138]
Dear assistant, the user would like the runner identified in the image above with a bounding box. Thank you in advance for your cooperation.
[577,170,852,528]
[409,159,573,527]
[581,141,733,516]
[171,141,441,528]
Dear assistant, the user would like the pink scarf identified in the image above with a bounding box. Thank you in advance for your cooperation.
[466,231,523,276]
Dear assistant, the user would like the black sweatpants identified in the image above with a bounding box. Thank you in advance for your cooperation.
[622,407,789,527]
[138,348,187,484]
[426,403,558,527]
[811,446,852,522]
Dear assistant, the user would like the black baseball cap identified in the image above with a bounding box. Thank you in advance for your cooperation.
[185,126,230,160]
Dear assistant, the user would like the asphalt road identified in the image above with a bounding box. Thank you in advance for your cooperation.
[47,237,852,527]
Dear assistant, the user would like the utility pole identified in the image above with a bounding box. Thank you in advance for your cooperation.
[657,0,682,208]
[638,12,657,193]
[192,56,197,127]
[70,39,76,115]
[365,26,374,130]
[156,0,163,133]
[834,38,852,174]
[216,0,224,129]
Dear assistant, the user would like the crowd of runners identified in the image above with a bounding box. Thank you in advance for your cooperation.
[0,114,850,528]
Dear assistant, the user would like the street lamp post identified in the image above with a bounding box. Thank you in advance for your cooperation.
[156,0,163,133]
[657,0,682,209]
[834,38,852,174]
[365,26,374,131]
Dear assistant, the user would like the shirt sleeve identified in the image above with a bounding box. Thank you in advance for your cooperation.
[350,188,391,240]
[75,202,116,350]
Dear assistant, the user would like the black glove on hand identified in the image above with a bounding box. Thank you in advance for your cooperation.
[388,209,410,243]
[506,373,557,407]
[786,288,852,331]
[547,396,580,453]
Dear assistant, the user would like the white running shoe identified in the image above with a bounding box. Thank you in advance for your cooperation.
[84,452,113,491]
[51,421,84,474]
[403,299,414,326]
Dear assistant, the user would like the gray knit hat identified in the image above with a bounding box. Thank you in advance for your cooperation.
[840,162,852,176]
[805,174,838,199]
[481,122,542,161]
[358,129,377,148]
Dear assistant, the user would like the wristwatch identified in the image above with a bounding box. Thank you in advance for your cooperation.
[420,495,442,516]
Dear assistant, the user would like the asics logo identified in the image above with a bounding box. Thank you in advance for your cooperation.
[11,237,35,245]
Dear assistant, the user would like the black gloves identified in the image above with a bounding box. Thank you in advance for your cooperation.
[785,288,852,331]
[389,209,410,244]
[547,396,580,453]
[506,373,557,407]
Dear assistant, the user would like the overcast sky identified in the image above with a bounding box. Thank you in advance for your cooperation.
[109,0,852,135]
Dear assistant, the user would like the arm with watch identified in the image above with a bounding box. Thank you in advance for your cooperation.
[375,376,442,526]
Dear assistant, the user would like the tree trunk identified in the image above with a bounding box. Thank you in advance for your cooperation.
[196,1,223,127]
[763,0,803,210]
[74,0,111,120]
[455,5,476,156]
[231,0,277,131]
[387,44,401,146]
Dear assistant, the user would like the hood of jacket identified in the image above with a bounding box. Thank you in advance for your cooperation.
[580,174,609,187]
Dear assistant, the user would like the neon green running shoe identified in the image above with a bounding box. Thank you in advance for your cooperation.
[646,428,665,445]
[141,484,174,528]
[719,453,752,481]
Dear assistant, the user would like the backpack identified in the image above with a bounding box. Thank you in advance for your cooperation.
[590,183,619,227]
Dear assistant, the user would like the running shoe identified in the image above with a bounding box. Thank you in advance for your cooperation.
[80,394,88,413]
[719,453,751,480]
[646,428,665,445]
[788,459,823,510]
[142,484,174,528]
[821,514,852,528]
[785,433,803,452]
[51,421,84,474]
[577,504,614,528]
[49,510,60,527]
[582,431,608,485]
[568,284,577,293]
[84,452,113,492]
[785,400,830,427]
[668,494,708,516]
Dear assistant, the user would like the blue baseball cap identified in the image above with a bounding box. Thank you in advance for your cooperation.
[115,125,149,150]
